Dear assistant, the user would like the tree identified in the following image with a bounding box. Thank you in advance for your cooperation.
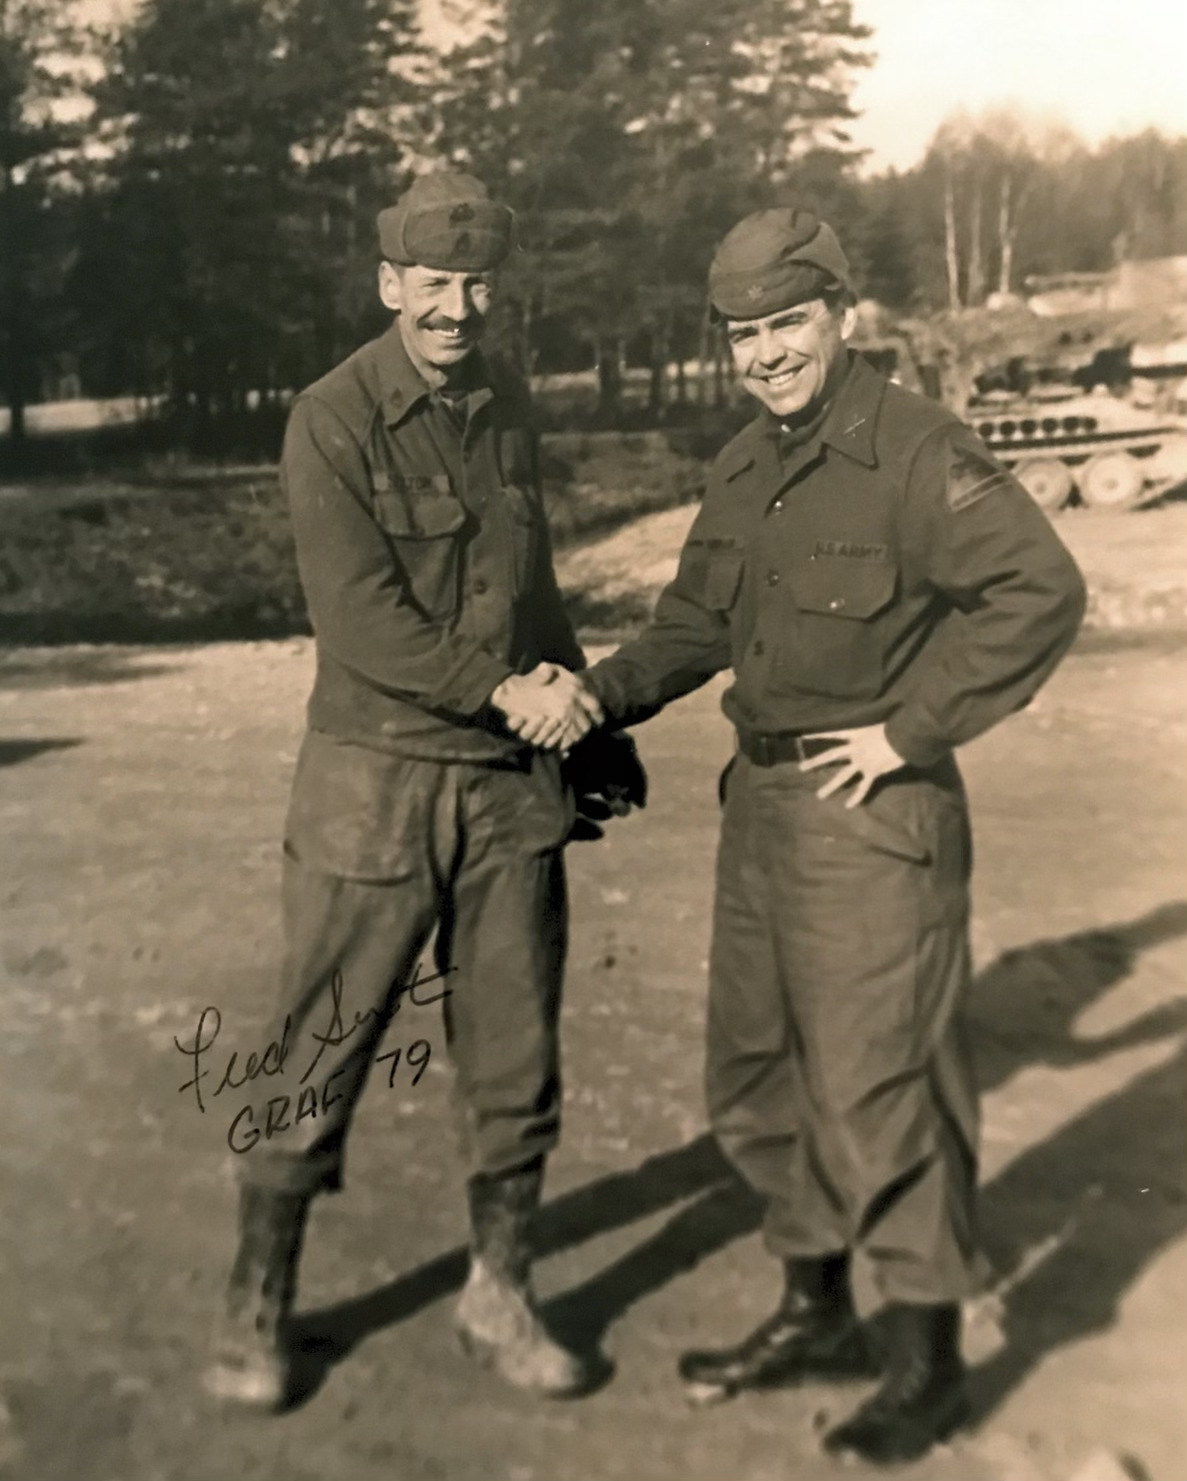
[855,172,919,309]
[84,0,421,447]
[1087,130,1187,262]
[0,0,94,460]
[428,0,871,420]
[904,111,1088,310]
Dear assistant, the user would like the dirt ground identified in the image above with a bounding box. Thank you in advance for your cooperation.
[1,504,1186,1481]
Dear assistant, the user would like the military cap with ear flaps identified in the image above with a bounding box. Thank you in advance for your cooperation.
[708,207,853,322]
[377,171,515,273]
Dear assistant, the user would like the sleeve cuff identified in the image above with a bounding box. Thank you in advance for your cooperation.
[427,643,515,717]
[581,661,628,724]
[884,711,951,769]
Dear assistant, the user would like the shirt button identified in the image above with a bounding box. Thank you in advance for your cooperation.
[753,640,765,656]
[771,499,784,513]
[828,597,845,610]
[766,570,780,587]
[473,578,488,595]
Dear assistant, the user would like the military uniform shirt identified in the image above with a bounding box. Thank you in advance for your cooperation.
[281,324,584,761]
[588,353,1087,766]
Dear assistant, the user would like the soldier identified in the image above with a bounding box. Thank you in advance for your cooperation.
[577,207,1086,1465]
[204,170,642,1409]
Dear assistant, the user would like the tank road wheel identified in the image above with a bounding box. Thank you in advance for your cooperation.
[1015,457,1074,512]
[1078,451,1145,509]
[1146,434,1187,490]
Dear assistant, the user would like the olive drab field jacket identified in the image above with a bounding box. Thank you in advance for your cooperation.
[281,324,584,761]
[589,353,1087,766]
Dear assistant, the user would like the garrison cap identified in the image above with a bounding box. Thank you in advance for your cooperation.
[708,207,853,322]
[377,171,515,273]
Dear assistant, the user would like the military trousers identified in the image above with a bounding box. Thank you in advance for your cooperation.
[240,729,573,1197]
[706,749,982,1306]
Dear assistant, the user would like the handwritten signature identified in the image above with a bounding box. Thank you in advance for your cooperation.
[174,962,454,1153]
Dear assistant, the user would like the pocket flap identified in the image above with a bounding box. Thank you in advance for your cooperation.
[792,558,896,620]
[375,487,466,539]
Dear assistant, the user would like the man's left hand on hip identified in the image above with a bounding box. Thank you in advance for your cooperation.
[799,723,907,807]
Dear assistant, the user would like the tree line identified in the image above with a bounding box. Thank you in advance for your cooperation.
[2,0,1185,462]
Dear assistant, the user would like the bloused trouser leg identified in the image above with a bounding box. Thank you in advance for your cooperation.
[209,732,577,1404]
[706,753,982,1306]
[237,732,572,1196]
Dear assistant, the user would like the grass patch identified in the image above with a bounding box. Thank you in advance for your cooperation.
[0,433,705,645]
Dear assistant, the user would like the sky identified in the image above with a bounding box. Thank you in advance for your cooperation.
[845,0,1187,171]
[86,0,1187,175]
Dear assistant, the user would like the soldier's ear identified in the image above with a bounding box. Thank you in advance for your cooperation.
[839,302,858,342]
[378,260,404,313]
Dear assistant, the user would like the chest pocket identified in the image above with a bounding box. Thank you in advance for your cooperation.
[779,556,898,700]
[373,479,467,621]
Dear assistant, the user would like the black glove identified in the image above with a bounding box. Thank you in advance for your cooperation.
[563,730,647,841]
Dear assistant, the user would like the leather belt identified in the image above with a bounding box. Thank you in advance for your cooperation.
[736,730,844,767]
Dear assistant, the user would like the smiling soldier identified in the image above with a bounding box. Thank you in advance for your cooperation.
[580,207,1087,1465]
[202,170,624,1410]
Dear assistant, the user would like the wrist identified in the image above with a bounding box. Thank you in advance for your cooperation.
[490,673,521,710]
[883,713,945,768]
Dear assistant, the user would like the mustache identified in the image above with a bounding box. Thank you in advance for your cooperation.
[422,315,480,333]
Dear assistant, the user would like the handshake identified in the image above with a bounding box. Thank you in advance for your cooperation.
[491,663,647,835]
[490,662,604,752]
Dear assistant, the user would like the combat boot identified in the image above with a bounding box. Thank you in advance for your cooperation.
[454,1164,593,1398]
[203,1185,311,1410]
[822,1301,970,1466]
[678,1253,874,1405]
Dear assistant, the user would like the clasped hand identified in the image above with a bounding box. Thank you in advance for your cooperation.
[491,663,604,751]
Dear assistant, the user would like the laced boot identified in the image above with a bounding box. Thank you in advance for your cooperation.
[454,1164,593,1398]
[203,1186,311,1410]
[678,1253,874,1405]
[822,1302,970,1466]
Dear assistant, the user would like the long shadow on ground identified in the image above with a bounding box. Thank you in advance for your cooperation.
[288,1135,758,1405]
[968,899,1187,1424]
[972,1038,1187,1421]
[970,899,1187,1094]
[0,648,178,688]
[0,738,82,767]
[288,901,1187,1420]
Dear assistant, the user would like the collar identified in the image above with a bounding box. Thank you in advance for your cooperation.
[818,352,884,467]
[710,353,891,488]
[747,351,884,468]
[375,321,495,427]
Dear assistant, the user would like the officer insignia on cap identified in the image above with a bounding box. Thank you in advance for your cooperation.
[454,231,472,253]
[450,203,476,223]
[746,283,766,301]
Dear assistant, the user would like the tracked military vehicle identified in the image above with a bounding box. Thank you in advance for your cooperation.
[967,393,1187,511]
